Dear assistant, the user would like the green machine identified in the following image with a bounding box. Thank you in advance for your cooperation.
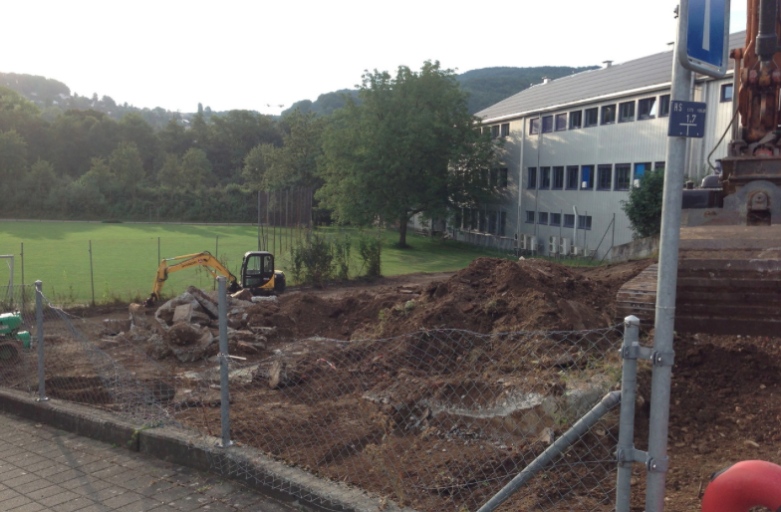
[0,312,31,362]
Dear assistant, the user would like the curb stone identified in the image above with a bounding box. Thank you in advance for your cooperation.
[0,387,417,512]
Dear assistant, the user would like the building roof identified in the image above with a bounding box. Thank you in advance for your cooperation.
[477,31,746,123]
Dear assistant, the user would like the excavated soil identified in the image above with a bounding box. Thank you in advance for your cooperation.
[25,256,781,512]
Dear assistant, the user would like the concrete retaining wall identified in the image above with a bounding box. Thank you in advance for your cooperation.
[609,236,659,262]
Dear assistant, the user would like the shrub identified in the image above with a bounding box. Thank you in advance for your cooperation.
[290,233,334,287]
[621,169,665,239]
[332,234,351,281]
[358,234,382,278]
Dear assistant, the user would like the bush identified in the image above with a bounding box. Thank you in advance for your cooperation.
[332,234,351,281]
[622,169,664,239]
[290,233,334,287]
[358,234,382,278]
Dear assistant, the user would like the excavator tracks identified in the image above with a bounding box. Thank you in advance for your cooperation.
[617,225,781,336]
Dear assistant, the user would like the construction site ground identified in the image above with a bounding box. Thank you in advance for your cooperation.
[36,258,781,512]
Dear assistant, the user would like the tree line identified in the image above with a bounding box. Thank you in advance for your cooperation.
[0,62,503,246]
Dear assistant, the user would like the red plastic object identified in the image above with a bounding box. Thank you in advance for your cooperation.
[701,460,781,512]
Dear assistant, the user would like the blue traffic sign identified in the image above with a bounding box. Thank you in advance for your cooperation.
[668,101,707,138]
[678,0,731,78]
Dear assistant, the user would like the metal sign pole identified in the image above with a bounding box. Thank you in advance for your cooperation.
[644,10,693,512]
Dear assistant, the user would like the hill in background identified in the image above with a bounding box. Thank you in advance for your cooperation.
[3,65,599,126]
[282,65,598,117]
[456,66,598,113]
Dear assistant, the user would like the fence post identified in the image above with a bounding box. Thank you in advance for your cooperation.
[35,281,48,402]
[20,243,24,309]
[214,235,219,291]
[217,276,232,448]
[88,240,95,306]
[616,315,641,512]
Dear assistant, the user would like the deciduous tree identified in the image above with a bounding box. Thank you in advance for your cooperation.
[318,61,498,247]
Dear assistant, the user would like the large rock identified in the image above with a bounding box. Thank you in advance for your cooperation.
[172,303,194,324]
[163,323,214,362]
[187,286,219,318]
[155,292,204,330]
[231,289,253,302]
[146,333,171,360]
[129,303,154,330]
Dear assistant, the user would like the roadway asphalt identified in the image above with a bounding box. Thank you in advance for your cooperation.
[0,412,300,512]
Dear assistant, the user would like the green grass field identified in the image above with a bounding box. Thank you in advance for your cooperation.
[0,221,521,304]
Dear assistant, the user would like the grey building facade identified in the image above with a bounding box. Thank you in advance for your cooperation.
[442,32,744,259]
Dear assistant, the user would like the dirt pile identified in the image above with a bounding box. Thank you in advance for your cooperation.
[631,332,781,510]
[242,257,643,341]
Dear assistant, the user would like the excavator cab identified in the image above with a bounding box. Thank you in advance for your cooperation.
[240,251,286,294]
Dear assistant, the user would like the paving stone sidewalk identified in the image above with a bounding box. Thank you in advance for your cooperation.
[0,412,300,512]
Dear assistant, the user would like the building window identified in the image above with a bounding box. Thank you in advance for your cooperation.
[527,167,537,189]
[569,111,582,129]
[566,166,579,189]
[479,210,487,231]
[638,97,657,119]
[601,104,616,125]
[720,84,733,102]
[540,167,551,189]
[634,162,651,184]
[615,163,631,190]
[577,215,593,230]
[539,212,549,225]
[491,125,500,139]
[526,210,536,223]
[530,118,540,135]
[499,168,508,188]
[659,95,671,117]
[489,211,497,234]
[471,209,479,230]
[597,164,613,190]
[619,101,635,122]
[500,123,510,137]
[555,113,567,131]
[581,165,594,189]
[550,213,561,226]
[499,211,506,236]
[584,108,598,127]
[489,168,498,187]
[654,161,665,170]
[542,115,554,133]
[563,214,575,228]
[552,166,564,189]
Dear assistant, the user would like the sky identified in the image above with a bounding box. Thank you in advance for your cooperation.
[3,1,748,116]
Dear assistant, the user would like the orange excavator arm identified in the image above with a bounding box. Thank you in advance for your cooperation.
[146,251,240,306]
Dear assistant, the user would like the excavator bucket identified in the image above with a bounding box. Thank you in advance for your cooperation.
[617,225,781,336]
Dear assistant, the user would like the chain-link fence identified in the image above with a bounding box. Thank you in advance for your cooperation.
[0,281,635,512]
[0,283,178,425]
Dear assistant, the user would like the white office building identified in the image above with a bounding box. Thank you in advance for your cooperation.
[446,32,744,259]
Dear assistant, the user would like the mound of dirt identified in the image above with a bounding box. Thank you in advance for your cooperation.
[243,258,628,341]
[390,257,615,335]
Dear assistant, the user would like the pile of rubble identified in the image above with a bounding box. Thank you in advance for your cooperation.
[107,286,275,363]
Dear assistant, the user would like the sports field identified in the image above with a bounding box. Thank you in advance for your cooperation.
[0,221,512,304]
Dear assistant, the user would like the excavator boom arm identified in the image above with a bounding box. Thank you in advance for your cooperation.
[148,251,238,304]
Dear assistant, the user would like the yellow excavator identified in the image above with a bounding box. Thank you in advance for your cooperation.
[146,251,285,306]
